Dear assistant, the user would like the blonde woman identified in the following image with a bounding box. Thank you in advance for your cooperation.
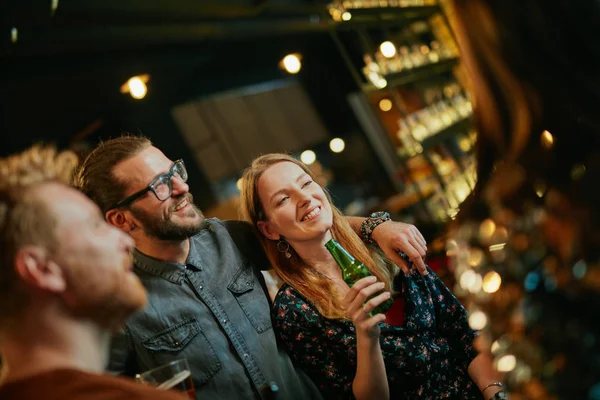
[240,153,502,400]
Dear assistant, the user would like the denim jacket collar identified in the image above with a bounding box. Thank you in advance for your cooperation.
[133,235,205,284]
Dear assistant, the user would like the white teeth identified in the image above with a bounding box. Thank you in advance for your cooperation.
[175,199,188,211]
[302,207,321,222]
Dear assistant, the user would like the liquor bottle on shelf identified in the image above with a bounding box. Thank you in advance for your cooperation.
[407,114,429,141]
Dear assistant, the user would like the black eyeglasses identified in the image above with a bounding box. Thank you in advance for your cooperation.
[110,159,188,210]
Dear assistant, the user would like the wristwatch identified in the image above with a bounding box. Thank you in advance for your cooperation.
[361,211,391,244]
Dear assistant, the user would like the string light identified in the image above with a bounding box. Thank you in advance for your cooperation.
[341,12,352,21]
[281,54,302,74]
[541,130,554,149]
[374,78,388,89]
[482,271,502,293]
[120,75,150,100]
[379,41,397,58]
[479,219,496,241]
[468,310,488,330]
[378,99,393,111]
[329,138,345,153]
[300,150,316,165]
[496,354,517,372]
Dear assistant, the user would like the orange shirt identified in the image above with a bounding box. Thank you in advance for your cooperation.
[0,369,188,400]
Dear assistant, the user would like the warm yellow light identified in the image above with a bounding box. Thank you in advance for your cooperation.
[458,136,471,152]
[459,269,482,293]
[534,181,547,198]
[375,78,388,89]
[468,311,488,330]
[541,130,554,149]
[329,138,345,153]
[282,54,302,74]
[482,271,502,293]
[127,77,147,99]
[300,150,316,165]
[341,11,352,21]
[120,74,149,99]
[496,354,517,372]
[379,41,397,58]
[468,248,483,267]
[378,99,393,111]
[491,341,500,353]
[479,218,496,241]
[236,178,243,191]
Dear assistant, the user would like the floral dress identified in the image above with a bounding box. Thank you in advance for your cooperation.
[272,267,482,399]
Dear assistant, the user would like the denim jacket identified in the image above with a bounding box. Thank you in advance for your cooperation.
[108,218,322,400]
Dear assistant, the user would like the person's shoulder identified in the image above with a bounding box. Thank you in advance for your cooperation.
[273,284,321,322]
[0,370,186,400]
[82,373,187,399]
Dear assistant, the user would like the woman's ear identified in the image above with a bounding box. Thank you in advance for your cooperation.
[256,220,281,241]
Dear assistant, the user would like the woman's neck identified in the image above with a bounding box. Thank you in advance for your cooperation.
[288,231,342,280]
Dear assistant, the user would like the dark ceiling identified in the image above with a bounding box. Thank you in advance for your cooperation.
[1,0,433,208]
[1,0,341,154]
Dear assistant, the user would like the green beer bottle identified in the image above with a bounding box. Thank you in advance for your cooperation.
[325,238,394,315]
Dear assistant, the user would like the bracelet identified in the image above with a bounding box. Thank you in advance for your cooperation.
[483,382,507,400]
[360,211,391,244]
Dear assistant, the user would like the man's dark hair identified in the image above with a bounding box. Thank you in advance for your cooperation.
[73,135,152,213]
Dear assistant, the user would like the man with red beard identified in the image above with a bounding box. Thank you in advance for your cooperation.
[0,146,186,400]
[74,135,427,400]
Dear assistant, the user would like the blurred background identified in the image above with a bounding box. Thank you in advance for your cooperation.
[4,1,596,399]
[1,0,473,243]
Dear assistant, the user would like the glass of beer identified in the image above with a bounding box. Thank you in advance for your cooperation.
[136,359,195,399]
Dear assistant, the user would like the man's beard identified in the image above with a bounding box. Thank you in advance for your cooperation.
[129,194,204,241]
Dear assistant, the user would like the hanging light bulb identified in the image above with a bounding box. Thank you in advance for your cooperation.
[341,12,352,21]
[281,54,302,74]
[329,138,345,153]
[120,74,150,100]
[128,78,147,99]
[378,99,393,111]
[541,130,554,149]
[496,354,517,372]
[300,150,316,165]
[482,271,502,293]
[379,41,397,58]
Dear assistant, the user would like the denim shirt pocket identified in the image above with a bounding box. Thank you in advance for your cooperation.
[141,318,221,386]
[228,262,272,333]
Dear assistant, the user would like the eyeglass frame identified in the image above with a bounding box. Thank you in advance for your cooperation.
[109,159,187,210]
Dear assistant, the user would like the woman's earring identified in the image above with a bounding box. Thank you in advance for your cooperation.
[277,239,292,258]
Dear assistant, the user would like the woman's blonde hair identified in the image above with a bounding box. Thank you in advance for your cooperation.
[240,153,396,319]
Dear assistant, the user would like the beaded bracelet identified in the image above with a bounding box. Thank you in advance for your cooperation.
[360,211,391,244]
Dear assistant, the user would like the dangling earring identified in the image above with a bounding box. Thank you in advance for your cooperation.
[277,239,292,259]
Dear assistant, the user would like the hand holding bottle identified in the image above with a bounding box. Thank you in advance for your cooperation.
[343,276,391,339]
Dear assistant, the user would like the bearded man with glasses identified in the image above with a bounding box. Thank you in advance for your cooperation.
[73,135,428,400]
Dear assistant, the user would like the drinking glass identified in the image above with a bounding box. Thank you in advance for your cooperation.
[136,359,195,399]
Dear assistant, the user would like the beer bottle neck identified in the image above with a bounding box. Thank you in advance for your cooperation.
[325,238,356,271]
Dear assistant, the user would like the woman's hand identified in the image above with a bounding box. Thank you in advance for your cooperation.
[343,276,391,339]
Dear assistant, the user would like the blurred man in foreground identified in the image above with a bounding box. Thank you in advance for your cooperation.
[0,146,185,400]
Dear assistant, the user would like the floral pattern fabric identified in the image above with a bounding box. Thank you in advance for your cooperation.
[272,267,482,399]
